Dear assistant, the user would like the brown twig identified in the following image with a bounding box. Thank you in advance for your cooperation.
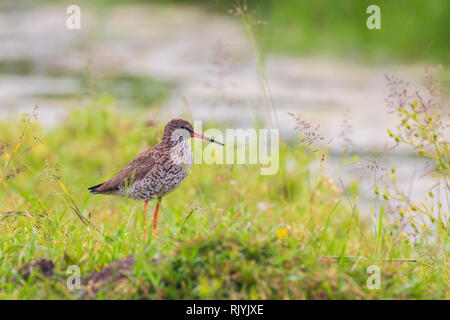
[321,255,437,269]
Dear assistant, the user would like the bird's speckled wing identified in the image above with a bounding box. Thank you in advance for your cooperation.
[88,143,165,195]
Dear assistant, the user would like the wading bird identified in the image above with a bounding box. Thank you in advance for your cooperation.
[88,119,223,236]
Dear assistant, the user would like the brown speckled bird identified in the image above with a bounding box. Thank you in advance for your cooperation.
[88,119,223,236]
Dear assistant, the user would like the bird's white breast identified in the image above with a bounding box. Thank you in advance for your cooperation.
[170,140,193,169]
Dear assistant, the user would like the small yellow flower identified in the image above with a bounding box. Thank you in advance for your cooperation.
[400,232,406,238]
[392,174,396,179]
[276,228,288,239]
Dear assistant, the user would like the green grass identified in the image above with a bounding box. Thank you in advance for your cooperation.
[254,0,450,64]
[0,98,448,299]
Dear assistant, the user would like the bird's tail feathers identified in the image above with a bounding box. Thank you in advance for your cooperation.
[88,183,104,194]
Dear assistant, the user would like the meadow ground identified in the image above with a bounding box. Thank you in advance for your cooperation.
[0,97,448,299]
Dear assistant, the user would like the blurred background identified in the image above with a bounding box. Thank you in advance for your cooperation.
[0,0,449,205]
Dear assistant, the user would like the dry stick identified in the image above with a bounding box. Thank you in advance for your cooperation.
[69,204,89,226]
[339,177,366,242]
[0,134,26,186]
[183,208,196,225]
[57,177,100,232]
[1,109,37,186]
[321,255,437,270]
[238,3,280,131]
[68,201,101,233]
[239,4,294,205]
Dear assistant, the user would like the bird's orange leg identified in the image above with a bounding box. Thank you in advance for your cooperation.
[152,198,161,237]
[143,200,148,240]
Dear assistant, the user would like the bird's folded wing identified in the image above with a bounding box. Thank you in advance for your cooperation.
[90,163,151,194]
[88,143,165,194]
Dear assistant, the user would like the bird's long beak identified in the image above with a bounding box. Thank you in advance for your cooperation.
[192,131,224,146]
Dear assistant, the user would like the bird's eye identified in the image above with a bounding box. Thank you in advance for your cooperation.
[180,125,186,130]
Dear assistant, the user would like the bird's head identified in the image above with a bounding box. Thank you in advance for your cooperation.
[163,119,224,146]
